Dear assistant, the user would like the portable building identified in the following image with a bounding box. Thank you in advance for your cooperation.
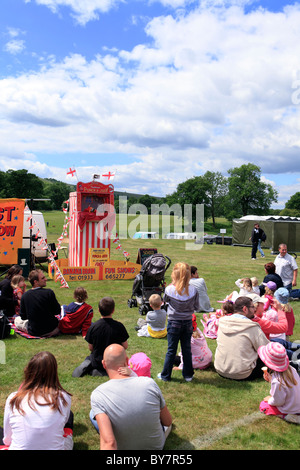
[232,215,300,253]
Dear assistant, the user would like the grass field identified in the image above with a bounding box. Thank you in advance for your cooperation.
[1,211,300,451]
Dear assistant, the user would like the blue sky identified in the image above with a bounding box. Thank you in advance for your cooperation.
[1,0,300,208]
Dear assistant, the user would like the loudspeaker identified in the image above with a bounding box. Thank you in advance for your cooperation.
[17,249,31,278]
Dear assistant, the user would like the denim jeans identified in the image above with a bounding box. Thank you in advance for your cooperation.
[257,239,265,257]
[161,319,194,381]
[270,338,300,360]
[251,239,264,258]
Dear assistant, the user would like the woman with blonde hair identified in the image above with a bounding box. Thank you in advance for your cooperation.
[1,351,73,450]
[158,262,200,382]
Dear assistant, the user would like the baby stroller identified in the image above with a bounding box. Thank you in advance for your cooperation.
[128,253,171,315]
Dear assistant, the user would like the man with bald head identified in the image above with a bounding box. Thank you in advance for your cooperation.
[90,344,172,450]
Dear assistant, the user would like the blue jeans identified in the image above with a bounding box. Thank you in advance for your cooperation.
[161,319,194,381]
[251,239,264,258]
[290,288,300,299]
[257,239,265,257]
[270,338,300,360]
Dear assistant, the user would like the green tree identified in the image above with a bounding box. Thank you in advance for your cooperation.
[166,172,228,228]
[138,194,162,214]
[224,163,278,219]
[0,171,7,198]
[44,181,72,210]
[165,176,210,231]
[285,192,300,213]
[4,169,45,208]
[201,171,228,227]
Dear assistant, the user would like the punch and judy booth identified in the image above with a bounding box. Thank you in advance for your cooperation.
[68,181,114,267]
[49,181,141,282]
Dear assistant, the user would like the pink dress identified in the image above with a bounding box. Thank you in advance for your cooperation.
[201,310,223,339]
[177,328,212,369]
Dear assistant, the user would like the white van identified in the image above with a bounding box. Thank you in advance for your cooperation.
[22,211,48,263]
[133,232,158,239]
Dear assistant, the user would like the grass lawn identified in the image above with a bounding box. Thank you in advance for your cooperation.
[1,211,300,451]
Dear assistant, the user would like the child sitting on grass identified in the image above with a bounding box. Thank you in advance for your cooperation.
[274,287,295,341]
[118,352,152,377]
[11,275,26,317]
[201,300,234,339]
[136,294,167,338]
[258,342,300,424]
[263,281,277,312]
[226,277,255,302]
[59,287,93,338]
[174,314,212,370]
[251,277,260,295]
[261,282,285,341]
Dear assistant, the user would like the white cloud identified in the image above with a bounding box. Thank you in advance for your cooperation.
[26,0,124,24]
[3,28,26,54]
[4,39,25,54]
[2,3,300,203]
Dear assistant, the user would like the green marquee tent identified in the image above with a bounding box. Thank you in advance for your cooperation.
[232,215,300,253]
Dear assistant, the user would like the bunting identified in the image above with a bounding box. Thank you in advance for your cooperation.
[113,233,130,261]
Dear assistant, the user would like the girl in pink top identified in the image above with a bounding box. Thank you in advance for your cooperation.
[274,287,295,340]
[11,274,26,316]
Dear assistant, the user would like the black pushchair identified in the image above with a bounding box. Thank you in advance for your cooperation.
[127,253,171,315]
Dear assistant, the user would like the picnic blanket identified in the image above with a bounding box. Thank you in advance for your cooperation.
[8,316,61,340]
[10,323,46,339]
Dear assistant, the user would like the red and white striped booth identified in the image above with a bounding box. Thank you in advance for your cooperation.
[68,181,115,267]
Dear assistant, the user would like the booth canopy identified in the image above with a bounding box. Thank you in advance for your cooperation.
[232,215,300,253]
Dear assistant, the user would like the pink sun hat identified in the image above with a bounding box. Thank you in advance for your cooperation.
[258,342,289,372]
[129,352,152,377]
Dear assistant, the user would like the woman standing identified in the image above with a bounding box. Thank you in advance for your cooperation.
[1,351,73,450]
[158,262,200,382]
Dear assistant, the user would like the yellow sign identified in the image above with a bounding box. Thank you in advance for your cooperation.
[0,199,25,265]
[88,248,110,266]
[48,257,141,281]
[102,260,141,280]
[49,263,100,282]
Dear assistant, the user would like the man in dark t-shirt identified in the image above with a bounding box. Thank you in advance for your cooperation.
[72,297,129,377]
[15,269,61,337]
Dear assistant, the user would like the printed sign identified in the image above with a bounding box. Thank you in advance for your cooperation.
[101,260,141,280]
[48,257,141,281]
[0,199,25,265]
[88,248,110,266]
[57,266,100,282]
[136,248,157,265]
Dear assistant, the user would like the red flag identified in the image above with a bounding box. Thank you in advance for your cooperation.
[102,171,115,180]
[67,167,76,177]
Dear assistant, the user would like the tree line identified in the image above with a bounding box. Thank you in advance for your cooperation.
[165,163,300,227]
[0,169,75,211]
[1,166,299,226]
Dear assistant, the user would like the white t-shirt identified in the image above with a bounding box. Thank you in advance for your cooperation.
[275,253,298,286]
[3,391,72,450]
[189,278,212,312]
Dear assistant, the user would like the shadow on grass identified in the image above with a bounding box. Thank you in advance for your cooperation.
[73,423,91,450]
[53,333,79,341]
[165,425,197,450]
